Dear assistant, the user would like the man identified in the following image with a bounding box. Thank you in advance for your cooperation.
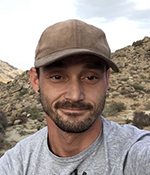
[0,19,150,175]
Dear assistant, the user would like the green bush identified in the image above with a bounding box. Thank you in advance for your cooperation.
[0,111,7,133]
[140,74,147,79]
[19,89,28,96]
[147,51,150,57]
[24,106,41,120]
[131,84,145,91]
[103,101,126,117]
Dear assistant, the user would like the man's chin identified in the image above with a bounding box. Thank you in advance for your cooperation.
[48,108,99,133]
[56,119,93,134]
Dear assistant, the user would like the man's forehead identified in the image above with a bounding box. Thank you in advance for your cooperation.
[42,55,107,70]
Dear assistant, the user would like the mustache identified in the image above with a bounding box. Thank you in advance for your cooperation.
[55,101,93,110]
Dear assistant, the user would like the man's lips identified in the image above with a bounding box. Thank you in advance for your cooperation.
[59,107,86,114]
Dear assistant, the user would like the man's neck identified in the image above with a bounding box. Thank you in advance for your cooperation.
[46,116,102,157]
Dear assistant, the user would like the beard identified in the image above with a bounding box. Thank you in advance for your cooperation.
[40,93,106,133]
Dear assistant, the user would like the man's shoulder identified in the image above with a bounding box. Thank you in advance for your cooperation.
[0,127,48,174]
[102,116,150,144]
[124,135,150,174]
[5,126,48,155]
[19,126,47,146]
[102,117,150,174]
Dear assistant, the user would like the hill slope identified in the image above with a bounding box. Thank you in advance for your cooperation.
[0,60,23,83]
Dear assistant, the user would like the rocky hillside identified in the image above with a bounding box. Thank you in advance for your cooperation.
[0,60,23,83]
[105,36,150,124]
[0,36,150,156]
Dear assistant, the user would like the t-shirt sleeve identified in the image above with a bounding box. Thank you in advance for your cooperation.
[0,143,23,175]
[124,136,150,175]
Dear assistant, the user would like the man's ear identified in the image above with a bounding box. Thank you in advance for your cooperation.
[30,67,39,94]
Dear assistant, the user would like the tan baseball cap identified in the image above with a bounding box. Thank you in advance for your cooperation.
[35,19,119,72]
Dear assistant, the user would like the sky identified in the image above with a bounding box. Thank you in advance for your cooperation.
[0,0,150,71]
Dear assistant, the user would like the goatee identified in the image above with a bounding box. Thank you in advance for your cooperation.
[40,93,106,133]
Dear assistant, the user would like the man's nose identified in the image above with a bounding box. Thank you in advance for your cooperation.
[64,79,85,102]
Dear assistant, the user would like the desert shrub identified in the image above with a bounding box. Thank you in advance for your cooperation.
[0,102,7,107]
[130,103,141,110]
[140,74,147,79]
[131,84,145,91]
[132,111,150,129]
[0,133,16,156]
[0,111,8,154]
[19,89,28,96]
[144,101,150,110]
[0,133,6,149]
[103,101,126,117]
[30,113,41,120]
[145,89,150,94]
[125,119,132,124]
[0,111,8,133]
[17,113,27,123]
[147,51,150,57]
[132,40,143,47]
[24,106,41,120]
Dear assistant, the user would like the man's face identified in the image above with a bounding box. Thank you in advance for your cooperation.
[38,55,110,133]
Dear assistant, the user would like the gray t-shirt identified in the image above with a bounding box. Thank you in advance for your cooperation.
[0,116,150,175]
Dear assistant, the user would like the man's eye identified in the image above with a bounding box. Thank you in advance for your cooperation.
[50,75,63,80]
[86,76,98,80]
[82,75,100,84]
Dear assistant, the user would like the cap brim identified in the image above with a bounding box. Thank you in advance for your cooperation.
[35,48,119,72]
